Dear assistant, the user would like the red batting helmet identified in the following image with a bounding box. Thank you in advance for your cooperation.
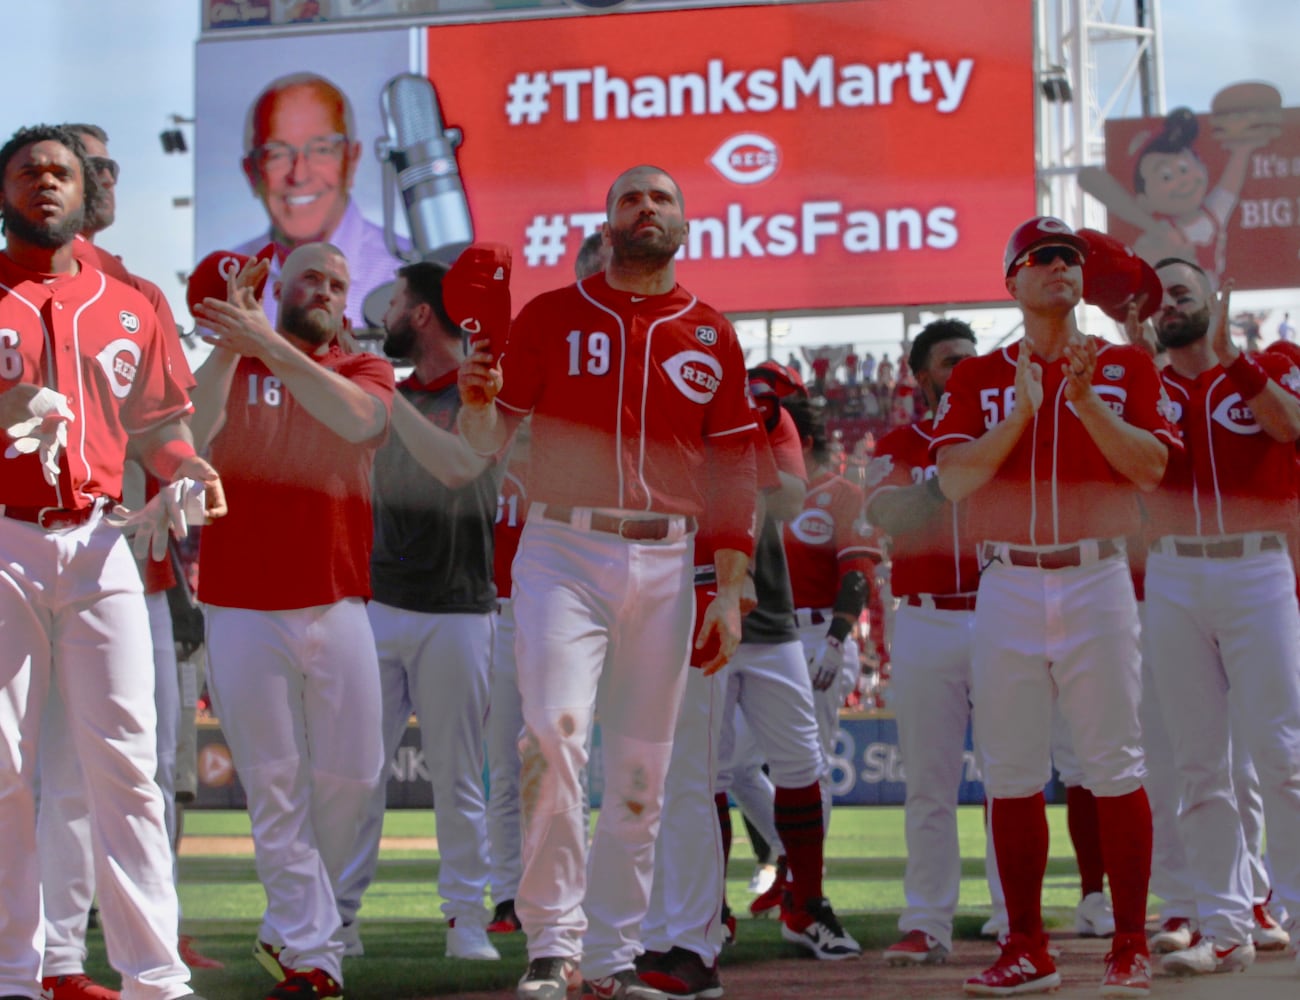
[748,360,808,400]
[1003,217,1089,277]
[1077,228,1163,323]
[187,244,274,315]
[443,242,513,358]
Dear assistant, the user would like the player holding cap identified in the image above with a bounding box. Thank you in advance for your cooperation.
[0,123,222,1000]
[1143,258,1300,976]
[190,241,394,1000]
[932,217,1178,997]
[458,164,757,1000]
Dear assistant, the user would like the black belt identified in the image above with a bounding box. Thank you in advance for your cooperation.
[984,538,1121,570]
[1,503,98,531]
[543,505,695,542]
[1165,535,1283,559]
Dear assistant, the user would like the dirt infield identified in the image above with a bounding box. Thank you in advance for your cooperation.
[437,935,1297,1000]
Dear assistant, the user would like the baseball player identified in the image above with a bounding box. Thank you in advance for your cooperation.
[0,124,222,1000]
[189,242,394,1000]
[1142,259,1300,976]
[932,218,1178,997]
[866,319,1009,965]
[335,258,504,961]
[458,164,758,1000]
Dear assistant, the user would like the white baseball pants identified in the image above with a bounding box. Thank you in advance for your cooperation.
[0,515,190,1000]
[205,599,384,981]
[795,619,858,833]
[337,604,494,929]
[510,515,693,980]
[1144,548,1300,943]
[487,598,526,905]
[715,707,782,860]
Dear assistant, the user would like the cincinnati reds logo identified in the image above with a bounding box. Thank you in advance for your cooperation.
[1211,392,1262,434]
[709,133,781,186]
[663,350,723,404]
[695,325,718,346]
[198,743,236,788]
[1035,217,1073,235]
[789,508,835,546]
[1067,383,1126,418]
[118,310,140,334]
[95,337,142,399]
[216,254,243,281]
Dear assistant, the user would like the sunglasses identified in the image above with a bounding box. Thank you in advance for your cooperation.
[87,155,120,183]
[1013,245,1083,271]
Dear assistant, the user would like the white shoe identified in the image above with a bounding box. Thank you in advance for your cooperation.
[1149,916,1193,954]
[1161,935,1255,975]
[1075,891,1116,937]
[447,922,501,960]
[748,862,777,895]
[1251,901,1290,951]
[337,919,364,957]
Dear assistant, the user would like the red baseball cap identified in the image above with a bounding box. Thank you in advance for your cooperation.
[442,242,513,358]
[1003,217,1089,277]
[749,359,809,400]
[187,244,273,315]
[1077,228,1163,323]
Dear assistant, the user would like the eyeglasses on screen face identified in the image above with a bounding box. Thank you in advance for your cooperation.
[250,134,348,177]
[1013,245,1084,271]
[87,156,119,183]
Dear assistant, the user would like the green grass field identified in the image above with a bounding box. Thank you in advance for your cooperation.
[80,804,1111,998]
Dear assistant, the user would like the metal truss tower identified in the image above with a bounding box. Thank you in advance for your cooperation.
[1036,0,1166,230]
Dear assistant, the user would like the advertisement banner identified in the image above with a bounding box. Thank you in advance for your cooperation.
[423,0,1035,312]
[1095,97,1300,292]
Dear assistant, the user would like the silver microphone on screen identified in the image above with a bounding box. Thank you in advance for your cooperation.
[377,73,474,265]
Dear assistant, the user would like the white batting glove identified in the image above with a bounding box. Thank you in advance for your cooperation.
[4,388,74,487]
[106,478,208,561]
[808,636,845,692]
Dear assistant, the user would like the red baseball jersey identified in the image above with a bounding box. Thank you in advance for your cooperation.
[930,338,1180,544]
[198,345,395,610]
[494,457,532,601]
[1146,353,1300,538]
[784,468,873,609]
[496,273,756,522]
[0,253,192,508]
[866,417,980,597]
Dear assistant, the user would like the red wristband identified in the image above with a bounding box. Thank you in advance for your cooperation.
[1225,353,1269,400]
[148,438,197,481]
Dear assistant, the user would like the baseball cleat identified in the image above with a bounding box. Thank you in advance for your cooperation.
[488,898,523,934]
[1160,935,1255,975]
[581,969,669,999]
[883,929,949,966]
[637,946,724,1000]
[40,974,120,999]
[1250,900,1289,951]
[1074,891,1116,937]
[963,931,1060,996]
[517,956,582,1000]
[253,940,289,980]
[265,968,343,999]
[1148,916,1193,954]
[747,858,788,918]
[179,934,226,969]
[720,903,736,946]
[747,862,777,895]
[780,897,861,961]
[447,922,502,960]
[1100,932,1151,998]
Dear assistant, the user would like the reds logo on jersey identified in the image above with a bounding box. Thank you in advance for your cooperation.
[95,337,142,399]
[1068,384,1127,418]
[789,507,835,546]
[118,310,140,334]
[662,350,723,404]
[1211,392,1262,434]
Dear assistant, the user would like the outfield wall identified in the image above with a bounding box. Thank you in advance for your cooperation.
[194,716,1064,810]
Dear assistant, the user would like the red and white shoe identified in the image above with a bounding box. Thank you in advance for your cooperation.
[40,974,120,1000]
[1101,932,1151,998]
[883,929,949,966]
[963,932,1061,996]
[1148,916,1193,954]
[1251,897,1289,951]
[1161,934,1255,975]
[747,857,788,918]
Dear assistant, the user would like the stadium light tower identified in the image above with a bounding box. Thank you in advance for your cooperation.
[1035,0,1165,229]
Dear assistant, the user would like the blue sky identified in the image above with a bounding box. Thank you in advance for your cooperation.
[0,1,1296,329]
